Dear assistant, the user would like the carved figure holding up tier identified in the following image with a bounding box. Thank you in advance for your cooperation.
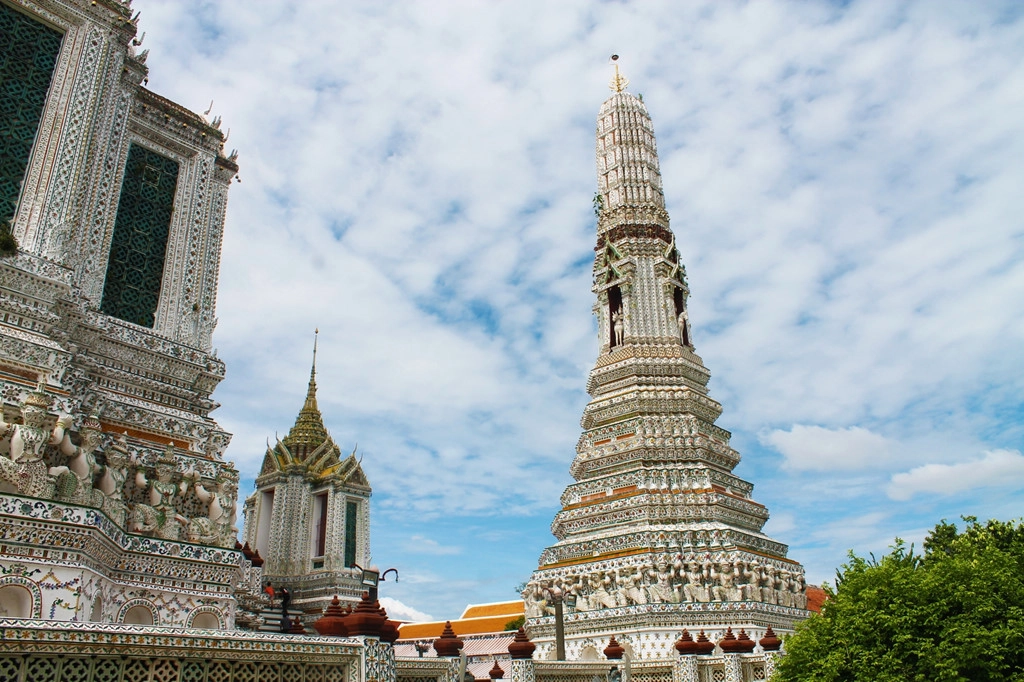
[758,565,778,605]
[683,561,710,603]
[49,414,104,506]
[712,560,740,602]
[589,570,618,610]
[522,580,548,618]
[737,560,759,601]
[129,443,188,540]
[565,574,585,610]
[791,573,808,609]
[777,570,794,608]
[96,434,130,527]
[186,466,240,548]
[647,561,677,603]
[0,381,69,498]
[619,568,647,606]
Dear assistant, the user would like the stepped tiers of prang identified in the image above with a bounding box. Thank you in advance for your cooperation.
[523,67,809,660]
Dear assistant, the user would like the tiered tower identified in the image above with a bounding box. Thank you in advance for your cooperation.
[524,65,808,660]
[243,335,372,616]
[0,0,257,629]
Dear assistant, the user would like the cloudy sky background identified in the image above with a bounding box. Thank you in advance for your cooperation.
[133,0,1024,621]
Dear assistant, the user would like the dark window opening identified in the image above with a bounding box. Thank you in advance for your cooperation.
[0,4,63,224]
[344,501,358,568]
[101,144,179,328]
[313,492,328,558]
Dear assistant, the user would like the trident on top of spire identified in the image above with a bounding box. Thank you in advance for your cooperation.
[609,54,629,93]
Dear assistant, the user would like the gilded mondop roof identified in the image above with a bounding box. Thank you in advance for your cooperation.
[281,364,333,461]
[255,341,369,489]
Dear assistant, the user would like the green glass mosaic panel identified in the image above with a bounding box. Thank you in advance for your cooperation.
[0,3,63,223]
[345,500,358,567]
[101,143,179,327]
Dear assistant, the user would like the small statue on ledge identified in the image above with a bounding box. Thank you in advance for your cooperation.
[186,465,239,548]
[0,381,71,498]
[97,433,131,527]
[129,443,188,540]
[49,414,104,506]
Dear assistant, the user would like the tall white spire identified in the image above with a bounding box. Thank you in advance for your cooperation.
[523,68,808,659]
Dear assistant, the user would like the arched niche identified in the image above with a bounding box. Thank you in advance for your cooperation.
[187,607,223,629]
[0,576,42,618]
[119,600,156,625]
[0,585,33,618]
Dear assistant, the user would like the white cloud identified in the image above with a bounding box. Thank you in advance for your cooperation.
[888,449,1024,501]
[761,425,892,471]
[378,597,433,623]
[407,535,462,556]
[130,0,1024,617]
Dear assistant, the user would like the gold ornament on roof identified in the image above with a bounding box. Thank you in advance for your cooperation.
[609,54,629,93]
[281,329,333,459]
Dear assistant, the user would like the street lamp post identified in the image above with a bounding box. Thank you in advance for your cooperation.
[353,564,399,601]
[546,588,577,660]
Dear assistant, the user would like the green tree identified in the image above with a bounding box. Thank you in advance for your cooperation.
[504,615,525,631]
[774,518,1024,682]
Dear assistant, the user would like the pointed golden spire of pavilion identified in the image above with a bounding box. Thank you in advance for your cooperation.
[282,329,331,460]
[609,54,629,93]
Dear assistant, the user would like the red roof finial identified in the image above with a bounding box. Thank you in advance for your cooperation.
[604,635,625,660]
[433,621,464,657]
[674,629,698,656]
[759,627,782,652]
[508,627,536,660]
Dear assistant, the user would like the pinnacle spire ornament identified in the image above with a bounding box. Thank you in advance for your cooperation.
[609,54,629,93]
[281,329,330,460]
[523,77,809,660]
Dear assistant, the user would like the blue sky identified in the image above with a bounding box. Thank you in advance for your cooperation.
[134,0,1024,621]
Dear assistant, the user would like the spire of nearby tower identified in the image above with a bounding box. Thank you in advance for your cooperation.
[282,329,330,460]
[595,56,668,235]
[526,72,807,651]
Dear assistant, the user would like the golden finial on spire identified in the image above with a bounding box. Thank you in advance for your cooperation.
[609,54,629,93]
[312,328,319,374]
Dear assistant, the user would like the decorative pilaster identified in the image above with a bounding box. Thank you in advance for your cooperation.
[362,637,396,682]
[439,656,463,682]
[510,660,536,682]
[671,656,698,682]
[722,655,742,682]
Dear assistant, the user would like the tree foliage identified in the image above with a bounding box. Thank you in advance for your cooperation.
[774,517,1024,682]
[504,615,525,631]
